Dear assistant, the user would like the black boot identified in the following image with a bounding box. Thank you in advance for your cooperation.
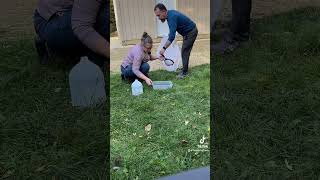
[177,71,188,79]
[212,30,241,54]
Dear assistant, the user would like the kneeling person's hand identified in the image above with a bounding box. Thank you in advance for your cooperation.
[145,78,153,86]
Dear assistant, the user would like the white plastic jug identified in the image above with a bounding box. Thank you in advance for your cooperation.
[69,56,106,107]
[157,36,182,72]
[131,79,143,96]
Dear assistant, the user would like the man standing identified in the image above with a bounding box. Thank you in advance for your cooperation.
[212,0,252,54]
[154,3,198,79]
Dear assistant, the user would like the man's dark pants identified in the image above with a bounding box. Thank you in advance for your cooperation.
[181,27,198,74]
[231,0,252,41]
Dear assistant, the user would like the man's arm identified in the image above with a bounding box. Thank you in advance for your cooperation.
[71,0,109,58]
[164,40,172,50]
[164,15,178,49]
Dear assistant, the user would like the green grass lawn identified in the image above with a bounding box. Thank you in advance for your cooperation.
[110,65,210,179]
[0,39,108,179]
[212,7,320,179]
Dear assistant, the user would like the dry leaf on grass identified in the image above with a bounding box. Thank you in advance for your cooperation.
[145,124,152,132]
[35,165,46,172]
[285,159,293,171]
[54,88,61,93]
[265,160,277,168]
[181,139,188,146]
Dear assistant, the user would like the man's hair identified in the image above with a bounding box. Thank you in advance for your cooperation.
[154,3,167,11]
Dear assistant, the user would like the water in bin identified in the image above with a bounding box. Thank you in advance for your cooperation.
[156,36,181,72]
[131,79,143,96]
[152,81,173,90]
[69,56,106,107]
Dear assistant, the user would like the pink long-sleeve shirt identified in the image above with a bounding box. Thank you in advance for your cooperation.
[121,44,150,77]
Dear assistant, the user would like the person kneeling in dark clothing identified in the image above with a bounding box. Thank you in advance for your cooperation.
[33,0,109,73]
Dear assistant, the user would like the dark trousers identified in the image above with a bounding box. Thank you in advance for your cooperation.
[33,3,108,72]
[181,27,198,73]
[121,62,150,79]
[231,0,252,41]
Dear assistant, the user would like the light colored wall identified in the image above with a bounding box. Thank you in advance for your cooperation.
[114,0,210,43]
[113,0,157,44]
[177,0,210,34]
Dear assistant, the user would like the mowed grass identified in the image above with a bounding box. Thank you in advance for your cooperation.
[110,65,210,179]
[0,39,108,179]
[212,7,320,179]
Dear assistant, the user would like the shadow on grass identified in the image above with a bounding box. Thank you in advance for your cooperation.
[0,39,108,179]
[212,7,320,179]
